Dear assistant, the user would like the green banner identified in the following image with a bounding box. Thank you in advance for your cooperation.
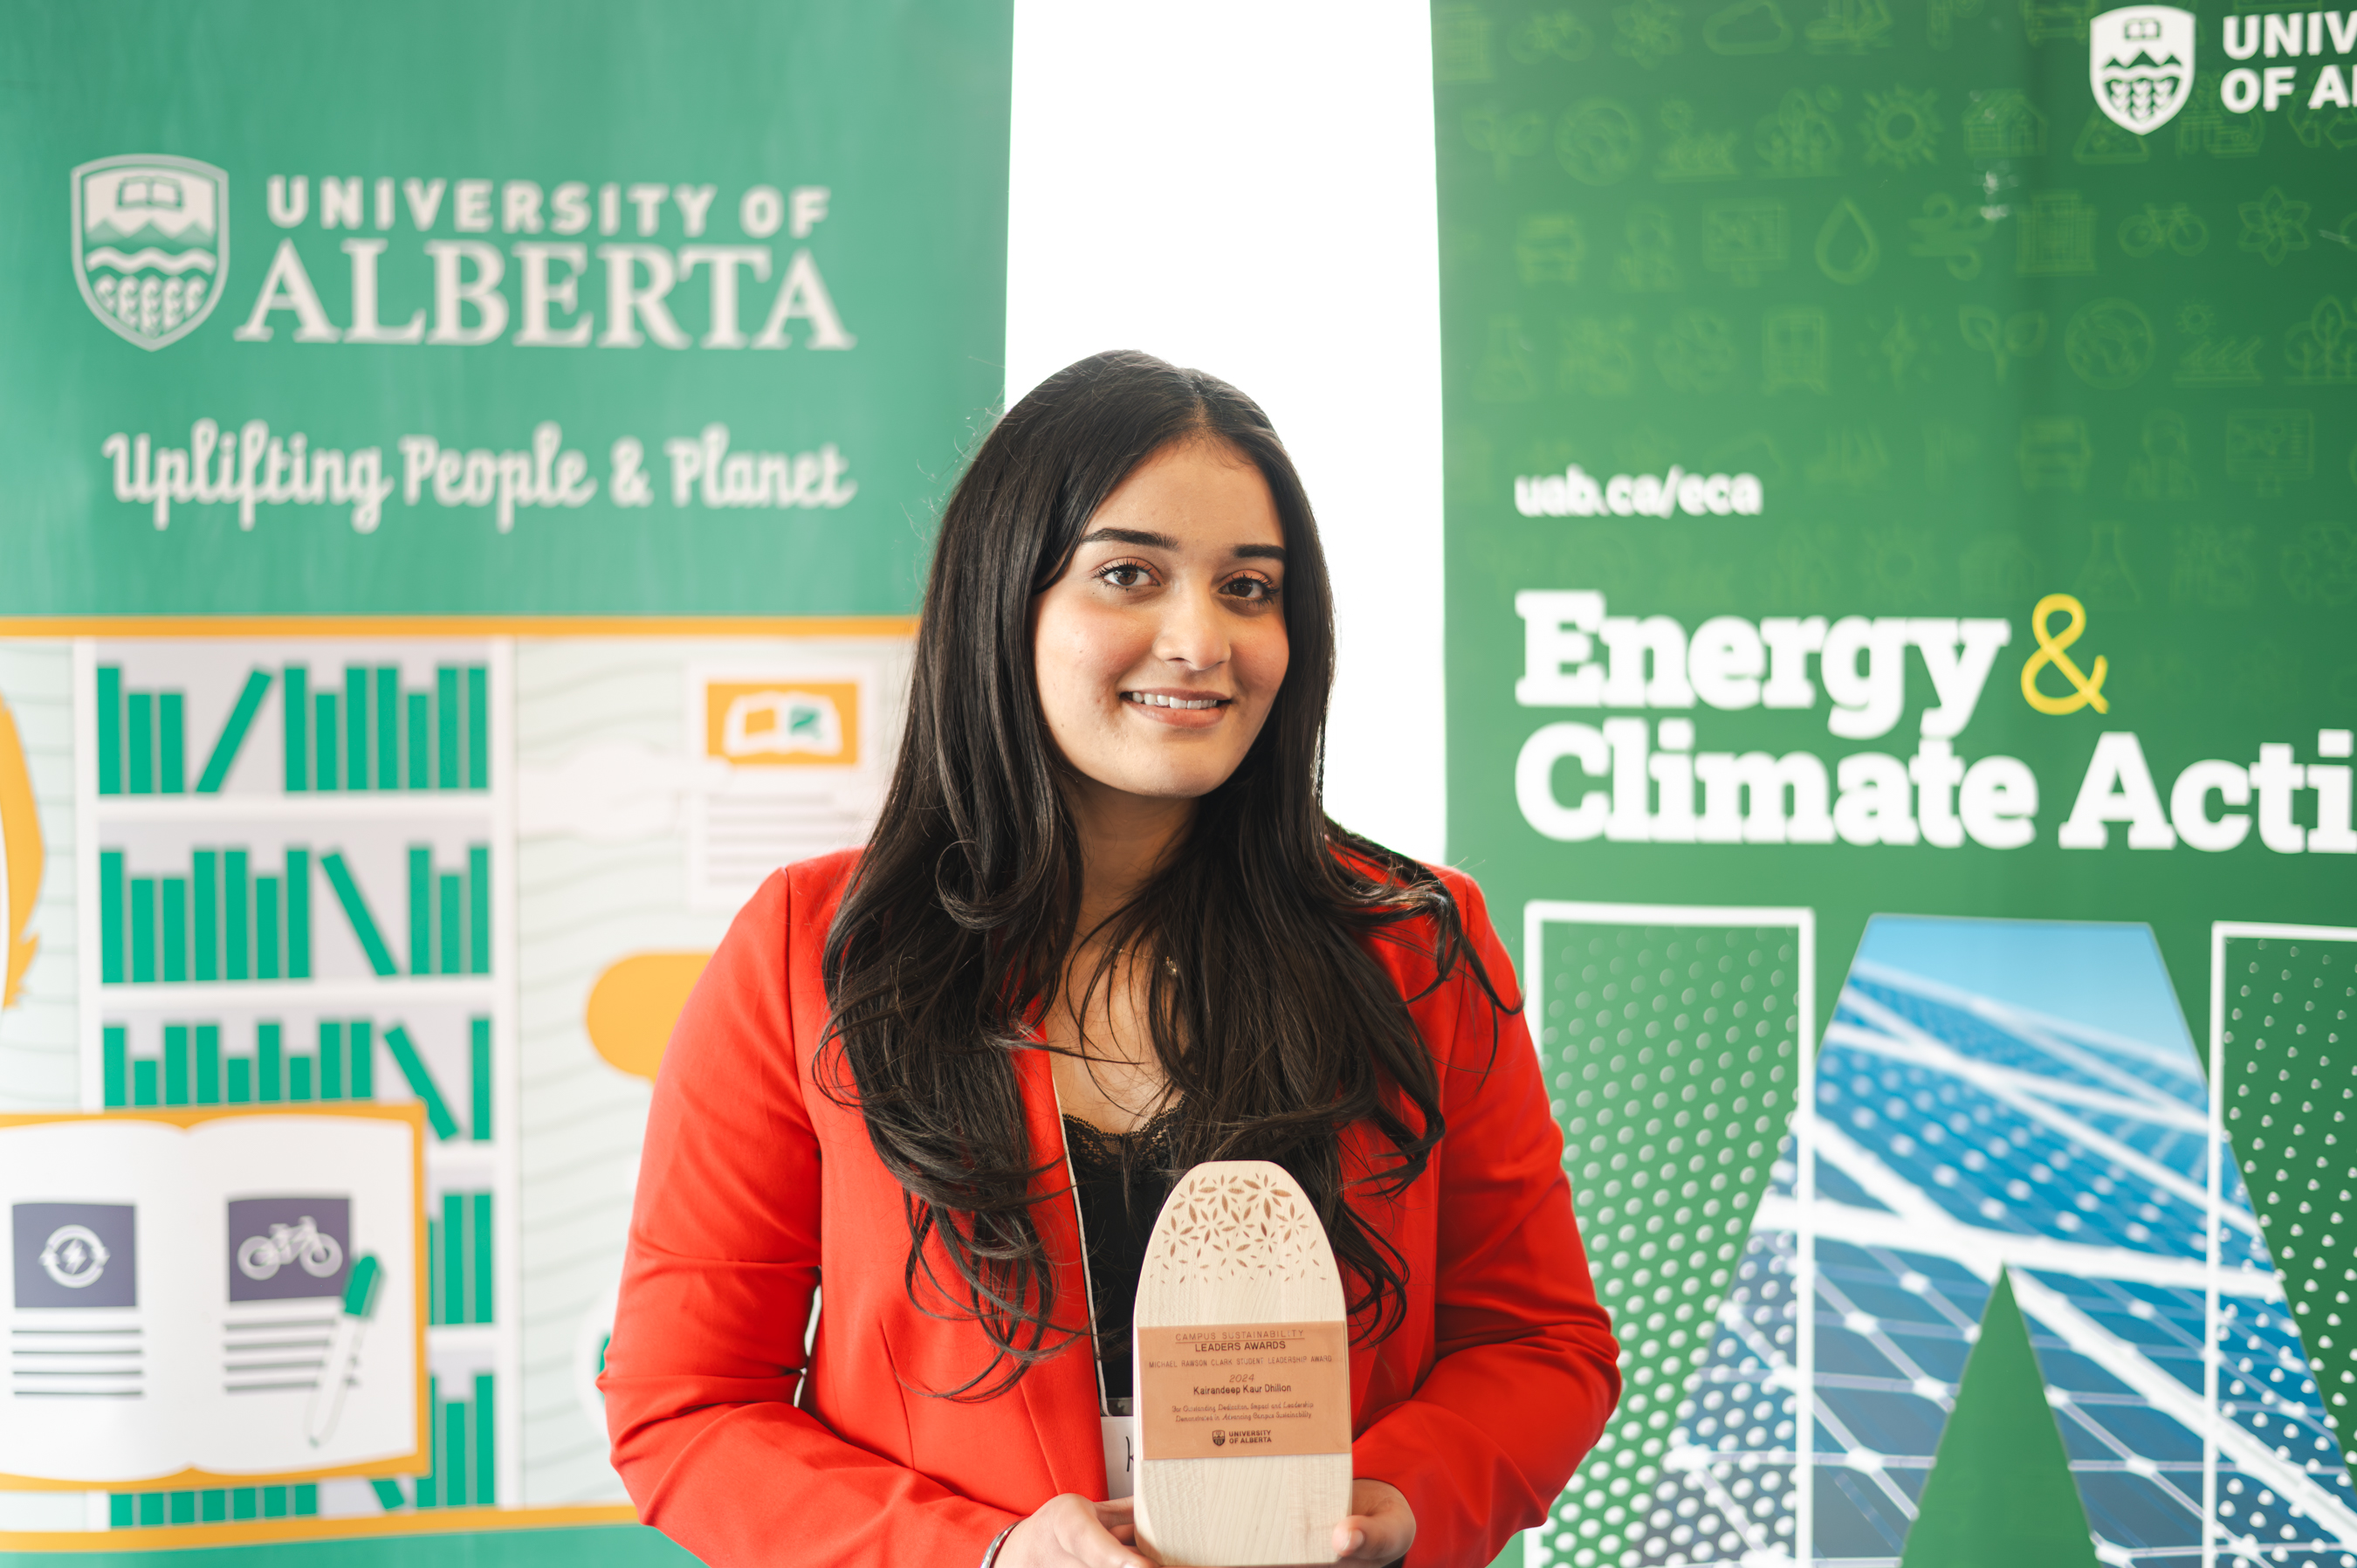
[1437,3,2355,1564]
[0,2,1002,1556]
[0,0,1008,615]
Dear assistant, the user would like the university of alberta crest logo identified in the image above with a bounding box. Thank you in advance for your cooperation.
[2090,6,2196,134]
[71,155,228,349]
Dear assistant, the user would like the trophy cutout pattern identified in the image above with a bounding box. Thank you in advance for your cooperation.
[1133,1161,1352,1568]
[1140,1164,1337,1289]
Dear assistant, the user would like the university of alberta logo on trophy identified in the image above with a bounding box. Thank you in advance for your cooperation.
[71,155,228,349]
[2090,6,2196,134]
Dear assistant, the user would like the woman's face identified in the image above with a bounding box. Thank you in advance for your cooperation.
[1032,437,1291,809]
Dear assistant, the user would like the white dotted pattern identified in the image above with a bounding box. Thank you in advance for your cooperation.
[1536,923,1800,1567]
[2223,936,2357,1531]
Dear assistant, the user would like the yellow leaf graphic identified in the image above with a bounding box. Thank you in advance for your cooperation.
[0,693,42,1009]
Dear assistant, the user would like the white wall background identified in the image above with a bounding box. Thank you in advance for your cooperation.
[1006,1,1447,863]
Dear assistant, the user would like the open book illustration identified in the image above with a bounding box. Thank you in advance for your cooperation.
[0,1105,423,1487]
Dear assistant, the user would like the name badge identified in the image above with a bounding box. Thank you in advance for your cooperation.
[1102,1413,1137,1500]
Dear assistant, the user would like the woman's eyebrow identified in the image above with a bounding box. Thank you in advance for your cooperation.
[1076,528,1286,562]
[1079,527,1176,548]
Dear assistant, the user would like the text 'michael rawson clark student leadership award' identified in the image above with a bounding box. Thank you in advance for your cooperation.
[1130,1162,1353,1567]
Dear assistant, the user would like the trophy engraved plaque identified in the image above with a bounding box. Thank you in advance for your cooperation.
[1131,1161,1351,1567]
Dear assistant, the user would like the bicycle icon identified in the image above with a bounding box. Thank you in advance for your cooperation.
[2119,203,2208,258]
[237,1216,343,1282]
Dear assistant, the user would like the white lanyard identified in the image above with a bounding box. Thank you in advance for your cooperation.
[1050,1076,1137,1500]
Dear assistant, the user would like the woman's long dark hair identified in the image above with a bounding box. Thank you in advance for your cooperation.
[820,349,1503,1398]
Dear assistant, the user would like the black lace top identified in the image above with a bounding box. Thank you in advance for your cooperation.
[1062,1110,1179,1413]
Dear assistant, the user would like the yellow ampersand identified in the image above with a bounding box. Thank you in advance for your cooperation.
[2019,593,2109,714]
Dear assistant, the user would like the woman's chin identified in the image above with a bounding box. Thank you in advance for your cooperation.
[1074,757,1249,806]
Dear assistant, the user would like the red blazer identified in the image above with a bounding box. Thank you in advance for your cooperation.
[602,849,1619,1567]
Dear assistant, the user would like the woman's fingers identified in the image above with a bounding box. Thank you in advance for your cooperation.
[1001,1493,1156,1568]
[1332,1515,1409,1565]
[1090,1496,1144,1551]
[1332,1478,1416,1565]
[1019,1485,1425,1568]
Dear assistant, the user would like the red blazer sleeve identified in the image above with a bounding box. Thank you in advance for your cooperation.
[1352,871,1622,1567]
[601,870,1017,1566]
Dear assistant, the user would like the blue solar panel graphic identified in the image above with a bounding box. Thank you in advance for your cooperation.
[1545,921,2356,1568]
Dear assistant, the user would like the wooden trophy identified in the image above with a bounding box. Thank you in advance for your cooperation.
[1131,1161,1351,1567]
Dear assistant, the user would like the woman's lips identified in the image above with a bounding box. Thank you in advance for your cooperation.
[1122,690,1230,729]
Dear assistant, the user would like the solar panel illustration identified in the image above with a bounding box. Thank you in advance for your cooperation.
[1598,941,2357,1568]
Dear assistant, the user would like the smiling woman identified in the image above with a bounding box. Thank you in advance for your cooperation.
[601,351,1621,1568]
[1033,439,1291,809]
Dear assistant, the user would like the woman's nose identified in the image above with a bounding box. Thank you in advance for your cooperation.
[1152,585,1229,670]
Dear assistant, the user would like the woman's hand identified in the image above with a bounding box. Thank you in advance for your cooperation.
[1002,1480,1410,1568]
[1333,1478,1416,1565]
[999,1494,1155,1568]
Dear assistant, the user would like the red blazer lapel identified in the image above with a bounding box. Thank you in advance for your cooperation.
[1014,1042,1109,1498]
